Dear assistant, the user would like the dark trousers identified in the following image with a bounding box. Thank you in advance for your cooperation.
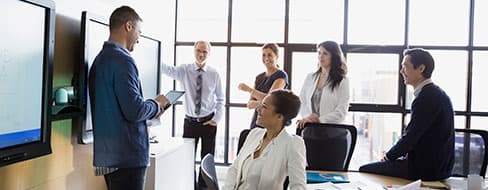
[359,159,409,179]
[104,167,147,190]
[183,116,217,190]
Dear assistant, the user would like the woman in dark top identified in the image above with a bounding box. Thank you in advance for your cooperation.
[238,43,289,128]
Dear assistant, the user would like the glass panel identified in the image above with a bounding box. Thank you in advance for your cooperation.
[474,0,488,45]
[409,0,469,45]
[455,116,466,129]
[470,116,488,131]
[288,0,343,43]
[229,47,284,103]
[214,114,227,163]
[348,0,404,45]
[177,0,228,41]
[232,0,285,42]
[347,53,399,104]
[405,114,465,130]
[472,51,488,112]
[431,50,466,111]
[228,107,255,163]
[291,52,318,95]
[347,112,402,170]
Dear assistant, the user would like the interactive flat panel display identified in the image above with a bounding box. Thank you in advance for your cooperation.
[0,0,54,167]
[79,11,161,144]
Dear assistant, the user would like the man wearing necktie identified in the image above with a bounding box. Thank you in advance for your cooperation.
[161,41,224,189]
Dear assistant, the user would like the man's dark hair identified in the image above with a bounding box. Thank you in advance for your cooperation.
[109,6,142,32]
[270,89,301,126]
[403,48,435,78]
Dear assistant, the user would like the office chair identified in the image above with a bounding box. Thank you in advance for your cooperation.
[237,129,251,154]
[201,153,219,190]
[452,129,488,178]
[301,123,357,171]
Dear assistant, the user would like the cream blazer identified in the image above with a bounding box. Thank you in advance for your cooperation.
[299,73,350,124]
[223,128,307,190]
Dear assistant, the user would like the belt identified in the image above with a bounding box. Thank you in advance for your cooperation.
[185,113,214,123]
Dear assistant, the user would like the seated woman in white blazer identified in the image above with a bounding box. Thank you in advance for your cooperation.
[297,41,350,131]
[223,89,306,190]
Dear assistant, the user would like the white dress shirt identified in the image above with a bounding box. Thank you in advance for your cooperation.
[161,62,224,122]
[299,73,350,124]
[223,128,307,190]
[413,78,433,98]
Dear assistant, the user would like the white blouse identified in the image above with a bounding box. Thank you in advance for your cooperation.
[223,128,307,190]
[237,141,269,190]
[299,73,350,124]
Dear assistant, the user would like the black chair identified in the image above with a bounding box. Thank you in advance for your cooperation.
[200,153,219,190]
[301,123,357,171]
[237,129,251,154]
[452,129,488,178]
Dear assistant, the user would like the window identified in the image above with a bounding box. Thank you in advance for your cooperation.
[288,0,343,43]
[232,0,285,42]
[409,0,469,45]
[173,0,488,167]
[471,51,488,112]
[177,0,228,41]
[474,0,488,45]
[228,107,254,163]
[429,50,467,111]
[471,116,488,131]
[347,53,400,104]
[348,0,405,45]
[291,52,318,94]
[348,112,402,170]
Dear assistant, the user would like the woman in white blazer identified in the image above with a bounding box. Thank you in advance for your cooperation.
[297,41,350,130]
[223,89,306,190]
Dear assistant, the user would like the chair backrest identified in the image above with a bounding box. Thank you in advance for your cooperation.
[452,129,488,177]
[237,129,251,154]
[201,153,219,190]
[301,123,357,171]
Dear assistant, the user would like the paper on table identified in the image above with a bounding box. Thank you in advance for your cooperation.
[307,182,339,190]
[397,180,421,190]
[307,181,385,190]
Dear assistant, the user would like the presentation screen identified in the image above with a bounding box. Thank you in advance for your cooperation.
[0,0,54,167]
[78,11,161,144]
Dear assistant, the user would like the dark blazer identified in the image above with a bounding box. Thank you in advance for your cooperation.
[89,41,159,168]
[386,83,454,180]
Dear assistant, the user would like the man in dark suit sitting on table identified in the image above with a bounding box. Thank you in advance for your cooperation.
[359,48,455,181]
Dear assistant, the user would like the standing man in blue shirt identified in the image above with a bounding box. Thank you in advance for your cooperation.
[359,48,455,181]
[89,6,170,190]
[161,41,224,189]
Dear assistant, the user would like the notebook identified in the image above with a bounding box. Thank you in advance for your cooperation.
[307,172,349,183]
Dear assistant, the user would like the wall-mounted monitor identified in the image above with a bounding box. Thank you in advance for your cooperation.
[78,11,162,144]
[0,0,54,167]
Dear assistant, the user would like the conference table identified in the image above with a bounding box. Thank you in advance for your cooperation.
[309,170,486,190]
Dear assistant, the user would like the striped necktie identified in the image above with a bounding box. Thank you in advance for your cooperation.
[195,68,203,115]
